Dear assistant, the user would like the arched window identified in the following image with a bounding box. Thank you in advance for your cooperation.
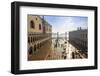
[39,24,41,30]
[32,37,34,42]
[37,43,40,49]
[34,45,36,53]
[30,20,35,28]
[31,37,33,43]
[36,17,37,20]
[28,37,30,44]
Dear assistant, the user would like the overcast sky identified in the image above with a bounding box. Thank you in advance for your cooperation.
[41,15,88,34]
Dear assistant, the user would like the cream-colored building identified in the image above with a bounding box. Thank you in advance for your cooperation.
[28,15,52,34]
[27,15,52,60]
[28,15,43,33]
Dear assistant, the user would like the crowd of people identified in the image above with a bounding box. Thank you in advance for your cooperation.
[53,38,74,59]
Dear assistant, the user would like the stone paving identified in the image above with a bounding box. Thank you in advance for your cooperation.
[28,38,87,61]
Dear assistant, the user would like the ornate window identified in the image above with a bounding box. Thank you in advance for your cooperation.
[28,37,30,44]
[30,20,35,28]
[36,17,37,20]
[39,24,41,30]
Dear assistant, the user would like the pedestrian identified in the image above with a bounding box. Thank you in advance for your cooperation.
[64,56,66,59]
[72,52,75,59]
